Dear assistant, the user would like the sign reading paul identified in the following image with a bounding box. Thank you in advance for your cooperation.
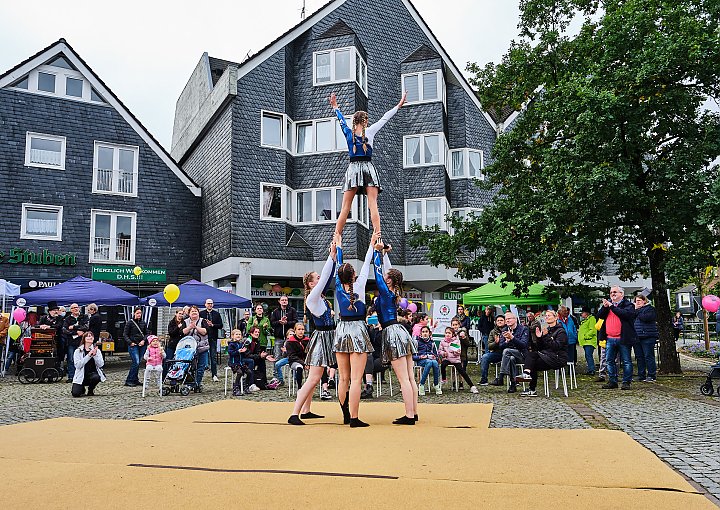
[92,266,166,282]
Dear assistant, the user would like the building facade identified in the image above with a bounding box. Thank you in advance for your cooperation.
[172,0,499,308]
[0,40,203,298]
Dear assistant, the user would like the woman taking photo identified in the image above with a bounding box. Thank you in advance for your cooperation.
[72,331,105,397]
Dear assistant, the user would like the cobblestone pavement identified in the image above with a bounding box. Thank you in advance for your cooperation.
[1,353,718,505]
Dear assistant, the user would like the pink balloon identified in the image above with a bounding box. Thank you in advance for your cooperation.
[12,308,27,323]
[407,302,418,313]
[701,295,720,313]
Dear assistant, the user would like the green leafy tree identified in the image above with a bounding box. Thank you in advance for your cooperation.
[412,0,720,373]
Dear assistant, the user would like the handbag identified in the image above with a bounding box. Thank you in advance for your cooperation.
[193,319,210,353]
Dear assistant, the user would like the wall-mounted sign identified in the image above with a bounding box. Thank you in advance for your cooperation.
[0,248,77,266]
[92,266,166,282]
[443,292,464,300]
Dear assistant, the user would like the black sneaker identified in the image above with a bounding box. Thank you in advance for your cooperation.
[488,377,504,386]
[479,379,489,386]
[601,382,618,389]
[327,379,336,390]
[621,382,632,390]
[507,384,517,394]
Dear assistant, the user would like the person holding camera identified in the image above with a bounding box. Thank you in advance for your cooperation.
[516,310,568,396]
[62,303,89,382]
[490,312,529,393]
[71,331,105,397]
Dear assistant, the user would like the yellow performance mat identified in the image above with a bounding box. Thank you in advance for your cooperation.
[0,401,714,509]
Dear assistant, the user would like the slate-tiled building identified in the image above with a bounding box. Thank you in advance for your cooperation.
[172,0,499,304]
[0,40,202,296]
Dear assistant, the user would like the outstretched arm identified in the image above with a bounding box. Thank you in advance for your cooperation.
[366,92,407,140]
[307,255,335,317]
[355,245,375,298]
[330,92,352,139]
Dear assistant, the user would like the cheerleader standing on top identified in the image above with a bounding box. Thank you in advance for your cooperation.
[330,91,407,237]
[372,240,418,425]
[333,231,379,428]
[288,236,339,426]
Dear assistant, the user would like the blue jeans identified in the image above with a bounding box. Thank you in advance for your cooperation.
[418,358,440,385]
[275,357,289,382]
[126,344,147,384]
[583,345,596,374]
[634,338,657,380]
[195,350,209,387]
[480,351,503,381]
[66,344,76,379]
[605,338,632,384]
[4,350,17,372]
[481,334,489,353]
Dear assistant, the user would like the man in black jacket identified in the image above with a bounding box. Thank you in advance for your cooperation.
[62,303,89,382]
[200,299,224,382]
[270,296,298,358]
[597,286,638,390]
[39,301,63,359]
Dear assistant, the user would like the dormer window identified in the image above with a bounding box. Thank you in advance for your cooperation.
[8,56,106,104]
[313,47,368,95]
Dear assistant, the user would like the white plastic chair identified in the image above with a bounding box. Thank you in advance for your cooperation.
[413,365,431,392]
[142,366,163,397]
[224,366,244,396]
[374,370,393,397]
[543,367,568,397]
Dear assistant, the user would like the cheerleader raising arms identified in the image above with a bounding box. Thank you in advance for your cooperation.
[333,231,379,427]
[288,236,338,426]
[330,92,407,238]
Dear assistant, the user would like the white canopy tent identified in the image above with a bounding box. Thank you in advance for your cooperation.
[1,279,21,377]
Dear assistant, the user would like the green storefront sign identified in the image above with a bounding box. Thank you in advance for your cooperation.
[443,292,463,300]
[92,266,167,282]
[0,248,77,266]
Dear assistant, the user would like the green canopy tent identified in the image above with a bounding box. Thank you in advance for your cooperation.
[463,278,560,306]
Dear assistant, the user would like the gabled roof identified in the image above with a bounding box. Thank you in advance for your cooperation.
[0,39,201,197]
[402,44,441,63]
[208,56,240,87]
[228,0,498,129]
[317,19,356,39]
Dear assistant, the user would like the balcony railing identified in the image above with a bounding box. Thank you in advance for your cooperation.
[93,237,131,262]
[93,237,110,260]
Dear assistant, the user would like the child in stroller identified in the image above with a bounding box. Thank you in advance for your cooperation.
[700,361,720,397]
[227,329,257,396]
[162,335,198,396]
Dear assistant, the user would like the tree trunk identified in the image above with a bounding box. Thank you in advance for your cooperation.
[648,247,682,374]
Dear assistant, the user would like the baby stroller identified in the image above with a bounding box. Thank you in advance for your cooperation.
[700,361,720,397]
[162,336,198,396]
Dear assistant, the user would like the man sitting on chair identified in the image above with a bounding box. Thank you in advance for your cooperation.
[490,311,529,393]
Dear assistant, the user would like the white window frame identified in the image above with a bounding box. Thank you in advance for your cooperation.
[448,148,485,180]
[294,116,346,156]
[11,64,105,104]
[401,70,445,106]
[404,197,450,232]
[24,132,66,170]
[20,203,63,241]
[260,110,292,149]
[259,182,290,222]
[313,47,368,96]
[92,141,139,197]
[449,207,484,234]
[291,186,343,225]
[403,133,447,168]
[89,209,137,265]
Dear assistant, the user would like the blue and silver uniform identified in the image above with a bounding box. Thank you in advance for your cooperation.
[304,255,337,367]
[333,245,374,354]
[372,249,417,363]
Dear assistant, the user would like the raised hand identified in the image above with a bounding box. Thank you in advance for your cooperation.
[398,91,408,108]
[329,92,338,109]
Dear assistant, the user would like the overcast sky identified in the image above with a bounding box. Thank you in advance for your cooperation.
[0,0,521,149]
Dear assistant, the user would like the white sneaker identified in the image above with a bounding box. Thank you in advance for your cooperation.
[434,383,442,395]
[418,384,426,396]
[470,386,479,394]
[248,384,260,393]
[212,375,219,382]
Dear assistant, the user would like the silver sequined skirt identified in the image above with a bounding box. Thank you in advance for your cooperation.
[382,323,418,364]
[333,320,374,353]
[305,329,336,367]
[343,161,382,195]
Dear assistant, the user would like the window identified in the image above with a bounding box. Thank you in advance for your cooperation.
[260,183,291,221]
[90,210,136,264]
[404,198,449,231]
[20,203,63,241]
[24,132,66,170]
[449,208,483,234]
[295,117,345,155]
[37,72,56,93]
[313,47,368,95]
[448,148,485,179]
[92,142,139,196]
[403,133,445,167]
[296,191,313,223]
[402,70,444,104]
[261,111,283,148]
[66,77,83,98]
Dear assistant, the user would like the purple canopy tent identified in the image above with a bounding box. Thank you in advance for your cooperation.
[141,280,251,308]
[14,276,140,306]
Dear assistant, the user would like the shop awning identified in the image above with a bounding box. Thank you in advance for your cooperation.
[14,276,140,306]
[141,280,251,308]
[463,277,560,306]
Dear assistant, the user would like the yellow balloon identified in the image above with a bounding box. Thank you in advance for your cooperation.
[133,266,142,276]
[163,284,180,305]
[8,324,21,341]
